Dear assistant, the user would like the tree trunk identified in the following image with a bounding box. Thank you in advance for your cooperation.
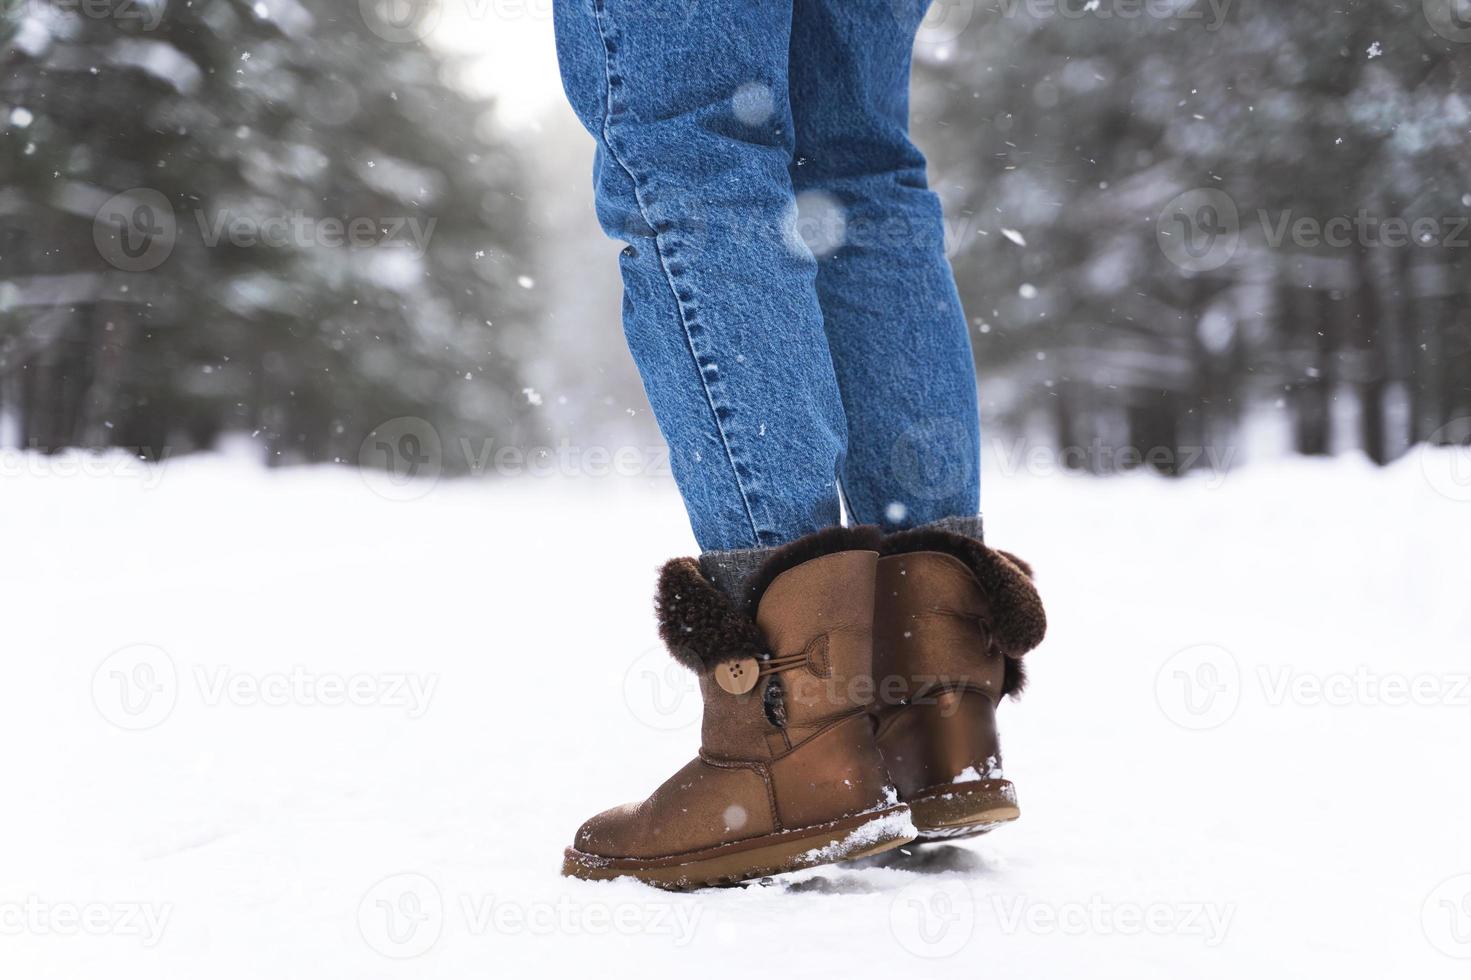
[1355,248,1387,465]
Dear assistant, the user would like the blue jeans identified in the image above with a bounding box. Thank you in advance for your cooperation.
[554,0,980,552]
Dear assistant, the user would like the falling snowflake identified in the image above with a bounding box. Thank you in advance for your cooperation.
[1001,228,1027,247]
[1366,42,1383,59]
[1019,283,1039,299]
[522,387,543,406]
[732,82,775,126]
[516,275,535,289]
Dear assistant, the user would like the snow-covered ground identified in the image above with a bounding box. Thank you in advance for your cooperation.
[4,446,1470,978]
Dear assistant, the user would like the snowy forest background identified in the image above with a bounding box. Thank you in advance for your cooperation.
[2,0,1469,478]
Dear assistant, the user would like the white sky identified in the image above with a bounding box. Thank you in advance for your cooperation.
[428,0,565,129]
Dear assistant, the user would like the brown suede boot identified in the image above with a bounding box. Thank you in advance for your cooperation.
[562,527,917,889]
[871,528,1046,842]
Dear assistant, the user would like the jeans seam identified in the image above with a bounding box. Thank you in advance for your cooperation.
[588,0,767,546]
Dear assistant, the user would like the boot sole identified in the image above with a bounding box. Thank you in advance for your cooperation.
[562,805,917,890]
[908,778,1020,843]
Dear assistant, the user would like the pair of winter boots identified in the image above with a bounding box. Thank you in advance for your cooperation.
[562,525,1046,889]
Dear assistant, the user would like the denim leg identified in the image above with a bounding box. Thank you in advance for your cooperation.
[553,0,848,552]
[788,0,981,531]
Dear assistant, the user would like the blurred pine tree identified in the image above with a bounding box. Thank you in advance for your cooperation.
[0,0,542,470]
[912,0,1470,470]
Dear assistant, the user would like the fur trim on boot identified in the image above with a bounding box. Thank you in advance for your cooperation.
[654,558,768,674]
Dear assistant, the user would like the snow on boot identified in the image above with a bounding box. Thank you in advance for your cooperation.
[871,528,1046,842]
[562,527,917,889]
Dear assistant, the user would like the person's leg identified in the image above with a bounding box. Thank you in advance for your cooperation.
[788,0,981,534]
[553,0,848,561]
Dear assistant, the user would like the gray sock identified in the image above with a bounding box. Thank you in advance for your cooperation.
[700,515,983,609]
[917,513,985,541]
[699,545,777,610]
